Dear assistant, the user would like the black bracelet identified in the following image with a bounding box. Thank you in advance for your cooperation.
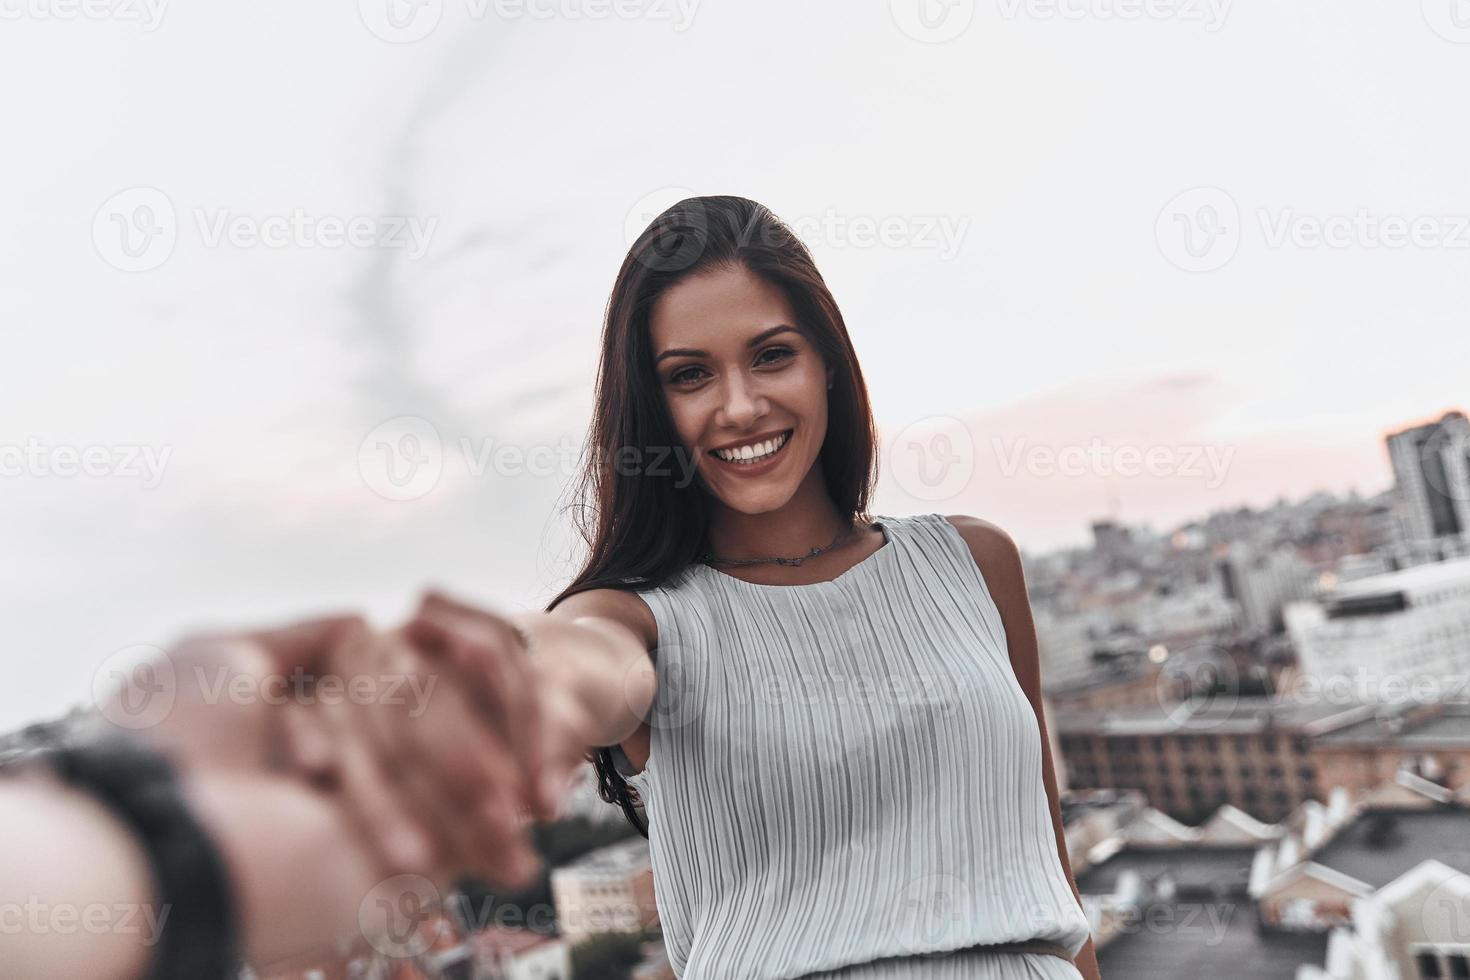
[26,735,242,980]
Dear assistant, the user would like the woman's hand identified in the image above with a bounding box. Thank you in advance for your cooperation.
[245,591,599,889]
[307,612,556,888]
[398,591,602,824]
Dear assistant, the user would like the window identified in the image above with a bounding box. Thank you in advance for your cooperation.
[1411,947,1470,979]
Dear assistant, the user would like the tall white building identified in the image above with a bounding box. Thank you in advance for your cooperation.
[1284,556,1470,702]
[1386,410,1470,545]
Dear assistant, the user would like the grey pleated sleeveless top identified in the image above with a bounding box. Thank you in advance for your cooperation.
[619,513,1091,979]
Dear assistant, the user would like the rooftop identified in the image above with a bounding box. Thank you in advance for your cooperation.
[1061,788,1146,826]
[1054,696,1372,737]
[1330,555,1470,601]
[1077,844,1257,897]
[550,836,651,880]
[1309,806,1470,889]
[1095,897,1329,980]
[1314,702,1470,749]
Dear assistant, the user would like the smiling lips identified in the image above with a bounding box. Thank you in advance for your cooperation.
[709,429,793,465]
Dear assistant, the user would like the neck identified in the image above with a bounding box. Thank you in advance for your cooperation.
[703,467,851,561]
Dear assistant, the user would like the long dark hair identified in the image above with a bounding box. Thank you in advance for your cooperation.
[547,195,879,836]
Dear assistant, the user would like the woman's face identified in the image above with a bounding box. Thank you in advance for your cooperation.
[649,263,833,516]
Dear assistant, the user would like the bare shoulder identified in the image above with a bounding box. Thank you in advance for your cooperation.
[549,586,658,651]
[942,515,1025,588]
[943,516,1042,691]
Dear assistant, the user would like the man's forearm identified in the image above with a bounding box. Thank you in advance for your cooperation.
[0,776,157,980]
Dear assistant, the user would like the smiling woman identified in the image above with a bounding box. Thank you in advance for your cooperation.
[493,196,1100,978]
[650,265,836,519]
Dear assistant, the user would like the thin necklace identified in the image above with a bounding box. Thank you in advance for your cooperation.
[699,520,863,567]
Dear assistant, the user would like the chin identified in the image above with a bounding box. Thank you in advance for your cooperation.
[715,487,798,516]
[698,467,806,516]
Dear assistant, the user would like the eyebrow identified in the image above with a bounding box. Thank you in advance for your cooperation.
[654,324,801,366]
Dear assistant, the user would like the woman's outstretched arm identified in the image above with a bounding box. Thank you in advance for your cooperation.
[401,588,657,809]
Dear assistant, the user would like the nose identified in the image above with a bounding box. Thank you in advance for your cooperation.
[715,372,769,431]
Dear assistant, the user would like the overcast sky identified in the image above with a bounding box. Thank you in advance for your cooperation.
[2,1,1467,729]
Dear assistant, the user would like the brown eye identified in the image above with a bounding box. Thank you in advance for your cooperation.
[756,346,794,366]
[669,365,708,386]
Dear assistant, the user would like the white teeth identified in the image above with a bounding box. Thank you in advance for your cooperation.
[714,430,790,464]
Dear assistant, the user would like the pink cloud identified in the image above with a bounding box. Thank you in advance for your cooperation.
[878,373,1395,551]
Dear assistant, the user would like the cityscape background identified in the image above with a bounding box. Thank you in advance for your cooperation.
[3,2,1470,978]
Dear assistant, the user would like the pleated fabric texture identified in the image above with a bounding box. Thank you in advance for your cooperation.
[801,946,1083,979]
[623,512,1091,980]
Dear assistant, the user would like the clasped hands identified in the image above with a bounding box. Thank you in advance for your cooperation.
[91,590,598,897]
